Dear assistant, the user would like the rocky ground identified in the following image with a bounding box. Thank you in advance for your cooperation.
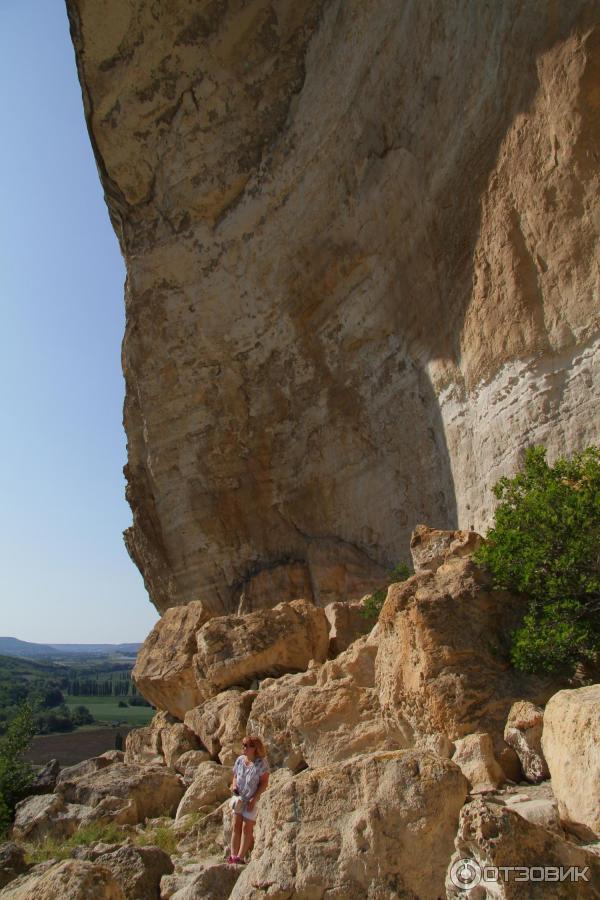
[1,527,598,898]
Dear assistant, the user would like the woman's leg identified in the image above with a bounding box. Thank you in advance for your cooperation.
[238,818,255,860]
[230,813,243,858]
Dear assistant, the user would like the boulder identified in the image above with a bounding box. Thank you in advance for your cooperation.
[56,753,119,788]
[12,793,77,843]
[184,691,256,766]
[173,750,213,784]
[93,845,173,900]
[496,742,523,782]
[503,792,563,835]
[123,723,164,767]
[124,711,200,769]
[0,858,125,899]
[55,763,184,823]
[248,636,412,770]
[246,670,318,771]
[194,599,329,694]
[160,722,200,768]
[410,524,482,573]
[447,797,600,898]
[542,684,600,839]
[230,750,468,899]
[0,843,27,890]
[132,601,214,718]
[504,700,549,783]
[175,762,231,820]
[28,759,60,796]
[376,557,557,745]
[452,732,506,793]
[323,599,373,655]
[288,636,413,766]
[165,860,242,900]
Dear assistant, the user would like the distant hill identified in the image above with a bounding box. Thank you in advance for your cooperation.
[48,643,141,655]
[0,637,60,658]
[0,637,141,659]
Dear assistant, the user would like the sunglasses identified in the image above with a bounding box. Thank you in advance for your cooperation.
[242,741,255,748]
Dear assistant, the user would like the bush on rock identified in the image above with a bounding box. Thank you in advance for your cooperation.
[476,445,600,675]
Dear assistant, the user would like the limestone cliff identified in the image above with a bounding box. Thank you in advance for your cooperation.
[66,0,600,614]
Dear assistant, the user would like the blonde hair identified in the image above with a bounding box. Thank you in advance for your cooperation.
[245,734,266,759]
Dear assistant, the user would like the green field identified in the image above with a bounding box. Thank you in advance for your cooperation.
[65,696,154,726]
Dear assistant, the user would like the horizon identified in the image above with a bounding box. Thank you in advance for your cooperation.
[1,1,159,643]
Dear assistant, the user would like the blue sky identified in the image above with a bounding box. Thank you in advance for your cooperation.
[0,1,159,642]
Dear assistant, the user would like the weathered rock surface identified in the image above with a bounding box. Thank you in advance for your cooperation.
[56,752,123,788]
[248,635,412,769]
[323,598,372,655]
[194,599,329,693]
[0,844,27,890]
[410,524,482,574]
[542,684,600,839]
[376,557,556,745]
[447,797,600,898]
[230,750,468,899]
[55,763,185,824]
[452,732,506,794]
[501,784,563,835]
[173,750,212,785]
[175,762,231,820]
[163,860,242,900]
[132,602,214,718]
[66,0,600,615]
[12,793,87,843]
[0,858,125,899]
[125,711,201,769]
[504,700,549,784]
[93,845,173,900]
[184,690,256,766]
[27,759,60,796]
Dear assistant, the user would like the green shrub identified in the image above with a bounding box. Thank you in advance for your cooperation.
[135,822,178,854]
[25,821,125,863]
[475,445,600,675]
[361,562,412,619]
[0,703,35,835]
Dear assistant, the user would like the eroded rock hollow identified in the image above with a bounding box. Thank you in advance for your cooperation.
[67,0,600,615]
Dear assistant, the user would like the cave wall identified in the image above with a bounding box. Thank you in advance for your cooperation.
[66,0,600,614]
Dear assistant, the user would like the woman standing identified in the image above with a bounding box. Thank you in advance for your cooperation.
[228,735,270,864]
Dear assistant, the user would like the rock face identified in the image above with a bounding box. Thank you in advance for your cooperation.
[542,684,600,839]
[65,0,600,615]
[230,750,468,899]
